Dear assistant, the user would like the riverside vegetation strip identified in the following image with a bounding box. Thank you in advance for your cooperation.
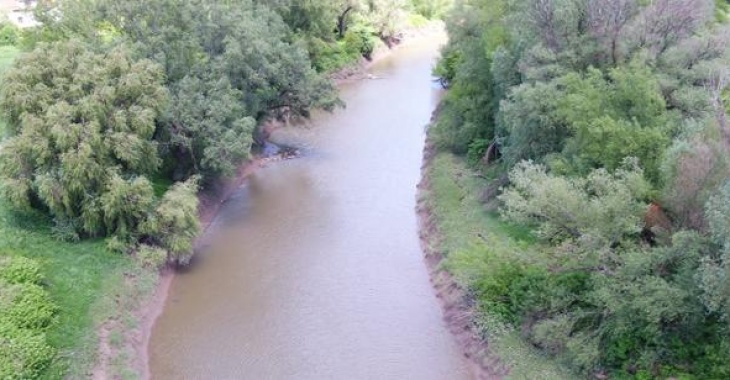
[429,0,730,378]
[420,148,577,379]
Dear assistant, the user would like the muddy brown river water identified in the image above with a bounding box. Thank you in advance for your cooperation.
[148,34,471,380]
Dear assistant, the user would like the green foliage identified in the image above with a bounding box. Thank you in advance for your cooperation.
[697,180,730,320]
[169,74,256,178]
[432,49,460,86]
[433,0,730,376]
[0,256,42,285]
[466,138,490,165]
[308,37,360,72]
[500,80,566,163]
[0,207,157,378]
[343,24,377,59]
[0,40,167,237]
[36,0,342,181]
[459,158,730,376]
[0,22,20,46]
[408,0,453,19]
[0,256,57,379]
[140,178,201,265]
[499,160,650,246]
[136,244,169,270]
[428,153,576,378]
[431,0,509,154]
[558,65,674,182]
[1,282,58,330]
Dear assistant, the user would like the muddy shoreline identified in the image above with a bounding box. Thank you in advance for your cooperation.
[416,138,507,378]
[97,24,449,380]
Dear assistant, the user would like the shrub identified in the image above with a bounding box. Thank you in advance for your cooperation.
[0,23,19,46]
[343,27,376,60]
[0,282,57,330]
[447,243,549,323]
[308,38,358,73]
[466,138,490,165]
[0,322,55,380]
[140,177,200,265]
[0,256,56,378]
[136,244,168,270]
[0,256,42,285]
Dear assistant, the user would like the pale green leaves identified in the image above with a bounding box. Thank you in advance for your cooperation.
[500,159,650,248]
[0,40,168,238]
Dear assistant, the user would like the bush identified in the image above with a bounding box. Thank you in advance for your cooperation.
[0,256,42,285]
[447,243,549,323]
[136,244,168,269]
[343,28,376,60]
[0,23,20,46]
[0,256,56,378]
[466,138,490,165]
[0,282,57,330]
[308,38,358,73]
[140,177,200,265]
[0,322,55,380]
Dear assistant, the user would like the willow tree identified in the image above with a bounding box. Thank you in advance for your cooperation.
[0,40,168,237]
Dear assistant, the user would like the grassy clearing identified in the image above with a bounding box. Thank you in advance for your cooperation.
[425,152,577,380]
[0,206,157,379]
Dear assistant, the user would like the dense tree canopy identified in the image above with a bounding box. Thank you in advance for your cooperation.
[0,0,428,265]
[435,0,730,377]
[0,40,167,237]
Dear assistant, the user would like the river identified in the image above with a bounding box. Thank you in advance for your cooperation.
[148,33,470,379]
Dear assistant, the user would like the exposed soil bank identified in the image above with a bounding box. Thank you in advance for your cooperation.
[93,24,448,380]
[92,155,271,380]
[416,136,508,378]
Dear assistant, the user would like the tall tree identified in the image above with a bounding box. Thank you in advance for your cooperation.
[0,40,168,236]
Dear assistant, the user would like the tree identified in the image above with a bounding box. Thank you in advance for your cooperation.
[625,0,714,58]
[140,178,201,265]
[87,0,341,180]
[0,40,168,237]
[698,180,730,321]
[499,80,567,163]
[168,74,256,179]
[557,64,674,182]
[499,159,650,249]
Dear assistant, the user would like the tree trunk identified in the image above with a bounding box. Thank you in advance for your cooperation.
[337,6,354,38]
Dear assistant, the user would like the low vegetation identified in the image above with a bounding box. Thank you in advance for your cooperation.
[432,0,730,377]
[0,256,56,379]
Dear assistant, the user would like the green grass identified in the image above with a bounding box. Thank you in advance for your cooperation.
[0,206,156,379]
[425,152,577,380]
[428,154,535,257]
[151,175,174,198]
